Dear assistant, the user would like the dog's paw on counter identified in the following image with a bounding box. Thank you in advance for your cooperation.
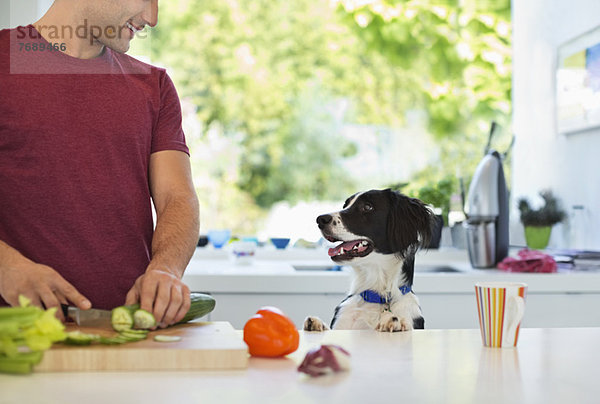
[303,316,329,332]
[375,312,412,332]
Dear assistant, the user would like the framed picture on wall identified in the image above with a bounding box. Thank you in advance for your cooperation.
[556,25,600,135]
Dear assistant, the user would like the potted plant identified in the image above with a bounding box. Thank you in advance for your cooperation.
[517,190,566,249]
[414,177,454,227]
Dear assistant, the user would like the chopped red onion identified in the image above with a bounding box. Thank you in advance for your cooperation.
[297,344,351,377]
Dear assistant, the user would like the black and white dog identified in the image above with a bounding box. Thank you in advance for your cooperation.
[304,189,434,332]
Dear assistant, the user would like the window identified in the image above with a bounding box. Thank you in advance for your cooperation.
[131,0,512,241]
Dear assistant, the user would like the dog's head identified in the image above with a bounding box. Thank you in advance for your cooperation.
[317,189,434,263]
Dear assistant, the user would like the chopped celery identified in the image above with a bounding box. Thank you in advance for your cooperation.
[0,357,33,374]
[0,295,66,374]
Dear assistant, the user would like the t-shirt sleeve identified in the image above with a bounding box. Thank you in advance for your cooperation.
[151,71,189,155]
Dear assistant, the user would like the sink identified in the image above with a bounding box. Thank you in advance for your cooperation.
[293,265,345,272]
[293,264,467,273]
[416,265,467,273]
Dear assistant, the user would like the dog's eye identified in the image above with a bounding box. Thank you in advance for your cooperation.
[362,203,373,212]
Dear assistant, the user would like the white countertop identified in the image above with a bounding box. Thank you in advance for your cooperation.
[183,247,600,294]
[2,327,599,404]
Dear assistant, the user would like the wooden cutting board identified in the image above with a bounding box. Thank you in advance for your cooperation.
[37,321,248,372]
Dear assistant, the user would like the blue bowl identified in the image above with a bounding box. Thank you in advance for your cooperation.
[270,237,290,249]
[207,229,231,249]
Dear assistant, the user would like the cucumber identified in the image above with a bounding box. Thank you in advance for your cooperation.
[63,330,145,346]
[111,306,135,332]
[119,330,148,341]
[117,335,145,342]
[133,309,156,329]
[111,292,215,332]
[98,336,129,345]
[154,335,182,343]
[104,336,131,344]
[179,292,216,324]
[118,328,148,335]
[64,331,100,346]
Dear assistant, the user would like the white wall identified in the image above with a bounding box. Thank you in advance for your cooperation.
[0,0,52,29]
[511,0,600,250]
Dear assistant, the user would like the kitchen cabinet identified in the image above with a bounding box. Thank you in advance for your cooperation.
[201,290,600,330]
[185,248,600,329]
[204,292,346,330]
[419,292,600,329]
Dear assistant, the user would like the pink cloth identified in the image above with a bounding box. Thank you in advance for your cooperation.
[497,249,557,273]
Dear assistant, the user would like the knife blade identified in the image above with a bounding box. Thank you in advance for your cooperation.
[61,305,112,327]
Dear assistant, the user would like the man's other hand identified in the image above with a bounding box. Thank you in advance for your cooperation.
[0,260,91,321]
[125,267,191,328]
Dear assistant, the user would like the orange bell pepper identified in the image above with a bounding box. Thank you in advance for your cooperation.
[243,306,299,357]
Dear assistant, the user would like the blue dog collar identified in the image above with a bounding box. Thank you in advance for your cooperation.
[360,286,412,304]
[360,290,389,304]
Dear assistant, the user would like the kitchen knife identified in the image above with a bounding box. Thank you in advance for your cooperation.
[61,305,112,327]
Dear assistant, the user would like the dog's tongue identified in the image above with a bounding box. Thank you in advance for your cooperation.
[328,240,362,257]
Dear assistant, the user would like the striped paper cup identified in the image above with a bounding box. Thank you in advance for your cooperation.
[475,282,527,348]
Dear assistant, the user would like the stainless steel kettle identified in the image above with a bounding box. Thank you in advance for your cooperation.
[464,150,509,268]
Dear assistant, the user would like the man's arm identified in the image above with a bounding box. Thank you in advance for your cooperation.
[125,150,200,327]
[0,240,91,319]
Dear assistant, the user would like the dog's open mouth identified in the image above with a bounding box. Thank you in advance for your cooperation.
[327,239,373,261]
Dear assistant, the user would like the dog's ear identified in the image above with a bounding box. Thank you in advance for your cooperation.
[385,189,434,255]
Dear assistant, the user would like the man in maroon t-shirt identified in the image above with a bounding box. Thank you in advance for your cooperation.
[0,0,200,328]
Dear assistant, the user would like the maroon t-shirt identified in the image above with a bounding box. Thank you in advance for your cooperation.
[0,26,189,309]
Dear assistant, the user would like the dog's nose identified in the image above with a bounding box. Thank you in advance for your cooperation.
[316,214,333,228]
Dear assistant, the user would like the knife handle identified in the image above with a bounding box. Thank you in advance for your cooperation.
[60,304,75,323]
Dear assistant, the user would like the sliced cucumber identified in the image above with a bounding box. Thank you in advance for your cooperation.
[102,336,138,345]
[97,336,126,345]
[133,309,156,330]
[111,306,135,332]
[110,292,216,332]
[108,336,133,344]
[64,331,100,346]
[118,328,148,335]
[62,330,147,346]
[116,335,143,342]
[119,330,148,341]
[153,335,182,343]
